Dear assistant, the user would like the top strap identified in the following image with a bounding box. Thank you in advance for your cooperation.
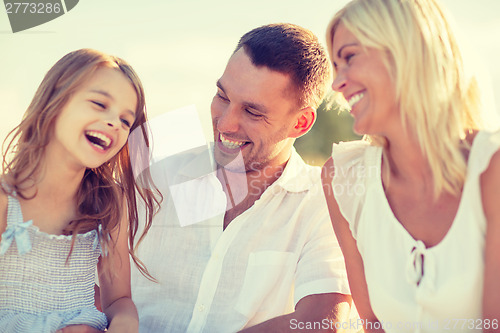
[6,195,25,227]
[1,180,26,226]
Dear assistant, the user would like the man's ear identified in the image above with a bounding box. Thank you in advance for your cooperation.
[289,107,316,138]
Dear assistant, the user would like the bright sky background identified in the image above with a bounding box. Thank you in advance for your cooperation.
[1,0,500,148]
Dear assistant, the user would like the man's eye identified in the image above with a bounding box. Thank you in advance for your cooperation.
[246,109,263,118]
[216,93,229,102]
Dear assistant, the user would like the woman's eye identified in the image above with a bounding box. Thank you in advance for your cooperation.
[345,53,355,63]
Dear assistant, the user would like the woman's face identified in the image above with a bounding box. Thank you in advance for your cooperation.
[331,22,400,136]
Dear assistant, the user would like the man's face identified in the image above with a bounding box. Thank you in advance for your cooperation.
[211,48,299,172]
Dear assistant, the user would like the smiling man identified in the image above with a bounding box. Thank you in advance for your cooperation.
[131,24,353,332]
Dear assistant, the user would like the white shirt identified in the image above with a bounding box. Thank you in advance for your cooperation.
[331,129,500,333]
[131,145,350,332]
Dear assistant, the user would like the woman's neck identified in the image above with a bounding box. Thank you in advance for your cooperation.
[382,133,433,192]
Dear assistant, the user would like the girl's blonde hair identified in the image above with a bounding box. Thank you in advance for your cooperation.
[326,0,483,197]
[2,49,161,279]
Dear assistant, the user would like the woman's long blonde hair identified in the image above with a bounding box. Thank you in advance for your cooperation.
[326,0,483,197]
[2,49,161,279]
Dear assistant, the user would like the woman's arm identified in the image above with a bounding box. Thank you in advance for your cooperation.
[98,199,138,333]
[321,157,384,333]
[481,149,500,333]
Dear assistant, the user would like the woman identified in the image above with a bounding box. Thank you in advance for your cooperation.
[321,0,500,332]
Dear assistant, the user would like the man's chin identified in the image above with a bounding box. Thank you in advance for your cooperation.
[214,147,246,172]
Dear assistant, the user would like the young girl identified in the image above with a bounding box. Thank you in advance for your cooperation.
[0,49,160,332]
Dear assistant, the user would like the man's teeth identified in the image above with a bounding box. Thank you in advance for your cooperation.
[220,134,245,149]
[348,93,364,108]
[86,131,111,149]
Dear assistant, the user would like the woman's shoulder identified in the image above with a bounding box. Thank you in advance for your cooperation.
[478,130,500,180]
[330,139,379,180]
[478,131,500,227]
[468,128,500,175]
[470,128,500,148]
[323,140,377,241]
[323,140,367,184]
[485,148,500,174]
[332,139,372,156]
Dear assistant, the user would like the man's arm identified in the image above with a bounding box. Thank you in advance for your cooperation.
[238,293,352,333]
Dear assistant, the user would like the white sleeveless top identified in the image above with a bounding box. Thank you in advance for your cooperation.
[332,130,500,333]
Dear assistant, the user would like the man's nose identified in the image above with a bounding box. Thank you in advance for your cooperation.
[217,105,240,133]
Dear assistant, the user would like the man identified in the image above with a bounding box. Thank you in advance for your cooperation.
[131,23,352,332]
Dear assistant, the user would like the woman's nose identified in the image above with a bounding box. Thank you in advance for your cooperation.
[331,70,347,92]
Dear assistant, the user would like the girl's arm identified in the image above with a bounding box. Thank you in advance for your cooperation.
[98,199,138,333]
[0,190,7,236]
[321,157,385,333]
[481,149,500,333]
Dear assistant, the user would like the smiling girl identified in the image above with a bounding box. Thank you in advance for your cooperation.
[0,49,159,332]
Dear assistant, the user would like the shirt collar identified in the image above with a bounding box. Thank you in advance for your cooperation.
[271,147,318,193]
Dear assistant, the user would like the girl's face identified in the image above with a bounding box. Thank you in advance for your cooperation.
[331,23,400,136]
[49,66,138,170]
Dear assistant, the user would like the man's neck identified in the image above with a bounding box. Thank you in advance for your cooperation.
[217,161,288,230]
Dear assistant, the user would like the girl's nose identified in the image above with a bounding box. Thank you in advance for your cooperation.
[105,113,121,129]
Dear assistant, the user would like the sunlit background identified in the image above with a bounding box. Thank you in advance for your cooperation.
[1,0,499,165]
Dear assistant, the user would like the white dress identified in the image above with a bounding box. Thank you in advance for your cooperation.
[331,130,500,333]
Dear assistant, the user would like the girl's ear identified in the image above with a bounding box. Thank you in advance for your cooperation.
[289,107,316,139]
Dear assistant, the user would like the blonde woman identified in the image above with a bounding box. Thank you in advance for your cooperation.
[322,0,500,332]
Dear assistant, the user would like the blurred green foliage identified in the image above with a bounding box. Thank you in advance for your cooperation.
[295,97,362,166]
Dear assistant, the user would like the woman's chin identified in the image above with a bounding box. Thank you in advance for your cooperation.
[352,120,367,136]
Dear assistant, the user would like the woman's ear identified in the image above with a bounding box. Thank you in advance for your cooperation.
[289,107,316,138]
